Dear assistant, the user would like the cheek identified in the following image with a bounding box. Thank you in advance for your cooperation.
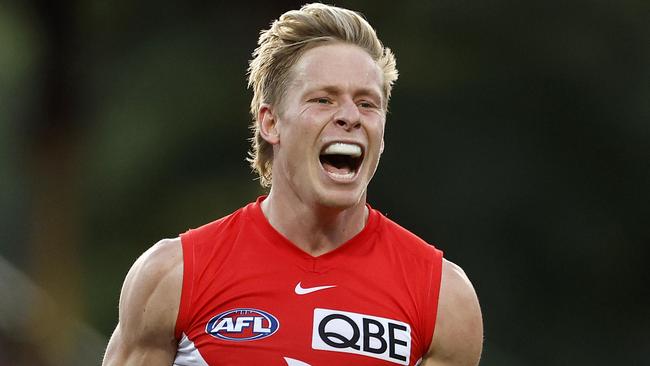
[366,121,386,163]
[368,118,386,144]
[283,136,314,174]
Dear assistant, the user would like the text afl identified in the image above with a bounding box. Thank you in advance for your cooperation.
[206,308,280,341]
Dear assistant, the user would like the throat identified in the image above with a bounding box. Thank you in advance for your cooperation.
[261,194,369,256]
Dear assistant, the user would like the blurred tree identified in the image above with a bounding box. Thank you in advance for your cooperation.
[23,0,86,364]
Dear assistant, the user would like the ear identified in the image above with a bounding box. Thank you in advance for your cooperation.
[380,137,385,154]
[258,104,280,145]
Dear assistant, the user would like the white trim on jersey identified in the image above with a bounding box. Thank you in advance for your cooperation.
[174,333,209,366]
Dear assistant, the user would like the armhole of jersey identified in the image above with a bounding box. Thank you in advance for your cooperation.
[175,230,195,341]
[422,247,444,355]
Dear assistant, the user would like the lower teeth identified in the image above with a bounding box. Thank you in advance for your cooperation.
[329,171,354,179]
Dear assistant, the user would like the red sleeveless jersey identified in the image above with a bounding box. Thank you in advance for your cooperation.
[173,197,443,366]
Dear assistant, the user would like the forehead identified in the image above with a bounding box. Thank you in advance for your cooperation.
[289,43,383,96]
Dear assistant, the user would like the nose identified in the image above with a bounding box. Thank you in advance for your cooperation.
[334,99,361,131]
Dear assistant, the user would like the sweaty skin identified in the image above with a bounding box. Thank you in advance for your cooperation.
[103,43,483,366]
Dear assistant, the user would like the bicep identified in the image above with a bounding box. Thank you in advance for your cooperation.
[103,323,177,366]
[422,259,483,366]
[102,238,183,366]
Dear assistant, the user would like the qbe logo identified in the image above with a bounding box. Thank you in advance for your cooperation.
[312,308,411,365]
[206,308,279,341]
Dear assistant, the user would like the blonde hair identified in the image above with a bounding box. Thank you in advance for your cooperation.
[247,3,398,187]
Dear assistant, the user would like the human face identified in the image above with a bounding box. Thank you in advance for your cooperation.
[266,43,386,210]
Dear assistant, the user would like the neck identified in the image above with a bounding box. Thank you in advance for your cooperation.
[260,190,369,257]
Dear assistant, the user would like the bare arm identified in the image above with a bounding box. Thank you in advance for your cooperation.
[422,259,483,366]
[102,238,183,366]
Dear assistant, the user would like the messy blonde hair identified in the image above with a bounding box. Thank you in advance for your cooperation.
[247,3,398,187]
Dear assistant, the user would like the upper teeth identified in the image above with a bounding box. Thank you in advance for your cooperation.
[323,143,362,157]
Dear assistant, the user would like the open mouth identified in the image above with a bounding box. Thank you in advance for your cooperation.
[319,142,364,180]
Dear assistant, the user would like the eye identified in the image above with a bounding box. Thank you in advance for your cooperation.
[358,100,377,109]
[310,97,332,104]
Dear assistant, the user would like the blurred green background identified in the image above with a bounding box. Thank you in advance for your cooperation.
[1,0,648,365]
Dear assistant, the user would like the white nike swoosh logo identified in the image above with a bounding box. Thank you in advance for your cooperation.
[294,282,336,295]
[284,357,312,366]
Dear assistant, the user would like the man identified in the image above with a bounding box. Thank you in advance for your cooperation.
[103,3,482,366]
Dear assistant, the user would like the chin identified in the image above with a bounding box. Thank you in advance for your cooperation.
[313,187,366,211]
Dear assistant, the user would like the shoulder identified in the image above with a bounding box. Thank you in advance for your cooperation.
[183,204,250,245]
[425,259,483,365]
[377,212,440,257]
[118,238,183,344]
[103,239,183,363]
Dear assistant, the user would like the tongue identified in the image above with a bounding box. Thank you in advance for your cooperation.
[322,161,353,175]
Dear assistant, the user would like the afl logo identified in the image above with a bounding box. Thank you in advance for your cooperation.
[206,308,280,341]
